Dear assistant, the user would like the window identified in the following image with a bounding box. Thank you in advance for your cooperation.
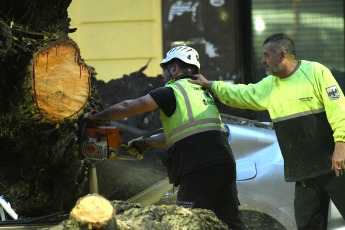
[251,0,345,88]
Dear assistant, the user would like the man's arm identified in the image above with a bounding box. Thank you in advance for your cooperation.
[144,132,166,148]
[313,64,345,176]
[191,74,270,111]
[89,94,159,121]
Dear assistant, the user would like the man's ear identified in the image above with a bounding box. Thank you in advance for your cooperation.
[172,63,179,76]
[280,50,287,62]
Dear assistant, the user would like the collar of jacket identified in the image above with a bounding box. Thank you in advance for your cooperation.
[167,74,197,84]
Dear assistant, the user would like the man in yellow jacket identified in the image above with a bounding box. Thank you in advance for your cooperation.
[89,46,246,229]
[191,33,345,229]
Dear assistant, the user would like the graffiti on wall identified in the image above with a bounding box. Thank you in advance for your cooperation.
[168,1,200,22]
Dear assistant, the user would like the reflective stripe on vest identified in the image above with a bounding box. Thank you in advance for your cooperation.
[167,125,224,149]
[165,82,225,148]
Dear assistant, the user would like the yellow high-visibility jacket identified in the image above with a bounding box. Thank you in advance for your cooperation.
[212,60,345,181]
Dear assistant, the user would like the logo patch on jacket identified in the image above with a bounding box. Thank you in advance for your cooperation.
[326,86,340,100]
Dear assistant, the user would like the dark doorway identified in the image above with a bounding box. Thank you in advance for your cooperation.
[161,0,243,83]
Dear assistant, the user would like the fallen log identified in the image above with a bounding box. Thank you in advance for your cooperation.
[42,197,228,230]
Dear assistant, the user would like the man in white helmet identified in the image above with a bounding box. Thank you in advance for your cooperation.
[89,46,246,229]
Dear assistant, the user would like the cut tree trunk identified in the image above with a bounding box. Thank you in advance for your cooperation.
[0,0,103,217]
[0,0,168,220]
[33,40,91,122]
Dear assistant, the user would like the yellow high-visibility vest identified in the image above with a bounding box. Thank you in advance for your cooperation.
[160,78,226,149]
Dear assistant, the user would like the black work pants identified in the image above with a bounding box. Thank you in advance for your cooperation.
[176,163,246,230]
[294,173,345,230]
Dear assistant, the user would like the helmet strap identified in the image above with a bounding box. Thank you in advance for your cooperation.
[166,66,176,83]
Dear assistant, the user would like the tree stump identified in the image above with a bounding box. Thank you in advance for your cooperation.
[69,194,118,230]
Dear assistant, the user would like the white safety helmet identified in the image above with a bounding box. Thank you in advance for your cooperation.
[160,46,200,73]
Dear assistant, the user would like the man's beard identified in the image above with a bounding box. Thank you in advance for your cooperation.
[266,62,283,76]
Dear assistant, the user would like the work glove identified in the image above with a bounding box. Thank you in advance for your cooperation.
[82,110,98,123]
[126,137,151,160]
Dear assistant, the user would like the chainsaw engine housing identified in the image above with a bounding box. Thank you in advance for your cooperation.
[81,126,122,160]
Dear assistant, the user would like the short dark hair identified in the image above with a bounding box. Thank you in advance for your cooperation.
[263,33,296,59]
[164,58,199,75]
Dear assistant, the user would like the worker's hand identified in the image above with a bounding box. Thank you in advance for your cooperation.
[332,141,345,176]
[126,137,151,160]
[189,74,213,90]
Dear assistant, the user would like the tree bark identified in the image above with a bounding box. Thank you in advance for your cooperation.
[0,0,103,217]
[0,0,167,219]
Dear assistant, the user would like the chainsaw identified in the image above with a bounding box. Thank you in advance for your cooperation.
[78,110,164,161]
[78,116,164,194]
[78,116,139,161]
